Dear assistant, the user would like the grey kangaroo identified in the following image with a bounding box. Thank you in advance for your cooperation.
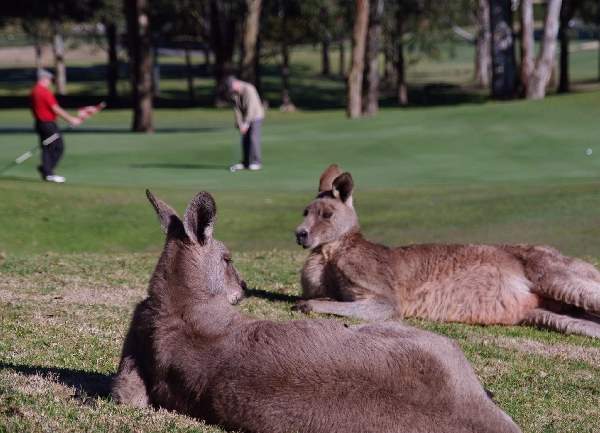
[294,164,600,339]
[112,189,521,433]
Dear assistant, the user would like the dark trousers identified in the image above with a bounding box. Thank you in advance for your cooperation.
[35,121,64,178]
[241,119,262,166]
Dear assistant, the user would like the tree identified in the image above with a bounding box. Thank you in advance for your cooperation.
[522,0,563,99]
[105,21,120,101]
[240,0,262,85]
[208,0,244,106]
[558,0,578,93]
[125,0,153,132]
[20,18,50,73]
[577,0,600,81]
[362,0,384,116]
[320,4,332,76]
[93,0,123,102]
[51,21,67,95]
[489,0,517,99]
[262,0,321,110]
[475,0,491,87]
[395,6,408,106]
[8,1,102,93]
[347,0,369,118]
[519,0,535,96]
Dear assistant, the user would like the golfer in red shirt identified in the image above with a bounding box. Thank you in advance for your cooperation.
[31,69,81,183]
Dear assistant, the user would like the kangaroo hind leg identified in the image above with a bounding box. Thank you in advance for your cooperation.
[522,308,600,339]
[534,272,600,314]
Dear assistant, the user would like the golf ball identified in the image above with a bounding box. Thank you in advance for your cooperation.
[586,148,593,156]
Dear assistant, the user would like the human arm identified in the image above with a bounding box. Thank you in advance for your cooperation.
[233,104,249,134]
[52,104,82,126]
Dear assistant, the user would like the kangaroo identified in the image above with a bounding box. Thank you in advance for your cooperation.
[294,164,600,339]
[112,189,521,433]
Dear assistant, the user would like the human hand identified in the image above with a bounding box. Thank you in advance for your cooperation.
[240,125,249,135]
[70,117,82,127]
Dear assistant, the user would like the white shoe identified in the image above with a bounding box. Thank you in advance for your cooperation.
[45,175,65,183]
[248,164,262,171]
[229,163,246,172]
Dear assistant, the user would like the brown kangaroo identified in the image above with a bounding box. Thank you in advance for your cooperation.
[294,164,600,339]
[112,190,521,433]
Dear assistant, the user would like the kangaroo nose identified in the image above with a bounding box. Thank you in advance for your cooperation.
[296,229,308,245]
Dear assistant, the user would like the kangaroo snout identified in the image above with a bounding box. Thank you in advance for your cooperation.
[295,228,309,247]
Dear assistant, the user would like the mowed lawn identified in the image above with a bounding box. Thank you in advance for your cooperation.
[1,91,600,432]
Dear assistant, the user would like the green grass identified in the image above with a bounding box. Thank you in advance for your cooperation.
[2,44,600,432]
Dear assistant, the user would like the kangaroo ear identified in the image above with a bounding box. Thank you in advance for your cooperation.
[183,191,217,244]
[146,189,183,235]
[332,172,354,206]
[318,164,343,193]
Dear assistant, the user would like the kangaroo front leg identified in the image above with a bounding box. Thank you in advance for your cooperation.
[112,355,149,407]
[293,298,396,322]
[536,273,600,314]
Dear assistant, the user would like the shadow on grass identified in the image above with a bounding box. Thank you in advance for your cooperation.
[0,174,41,182]
[0,361,112,401]
[0,127,226,134]
[131,162,226,170]
[244,287,301,303]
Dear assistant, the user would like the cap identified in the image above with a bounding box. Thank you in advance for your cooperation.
[37,69,54,81]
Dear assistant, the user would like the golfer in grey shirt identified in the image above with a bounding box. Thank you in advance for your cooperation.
[226,76,265,172]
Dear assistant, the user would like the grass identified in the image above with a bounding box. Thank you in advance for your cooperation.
[1,42,600,432]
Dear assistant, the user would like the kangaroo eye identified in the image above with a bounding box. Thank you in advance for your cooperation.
[303,209,309,217]
[322,211,333,219]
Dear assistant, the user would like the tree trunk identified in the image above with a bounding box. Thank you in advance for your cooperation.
[347,0,369,119]
[489,0,517,99]
[280,37,295,111]
[152,46,160,97]
[519,0,535,96]
[322,38,331,76]
[34,36,43,74]
[475,0,492,88]
[209,0,236,106]
[255,34,263,96]
[320,6,331,76]
[106,21,119,101]
[362,0,383,116]
[204,47,211,68]
[598,6,600,81]
[383,35,395,82]
[558,0,574,93]
[125,0,154,132]
[396,10,408,106]
[240,0,261,84]
[527,0,563,99]
[339,40,346,76]
[185,46,195,103]
[52,23,67,95]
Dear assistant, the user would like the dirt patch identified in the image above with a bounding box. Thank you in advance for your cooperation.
[470,335,600,368]
[0,279,145,307]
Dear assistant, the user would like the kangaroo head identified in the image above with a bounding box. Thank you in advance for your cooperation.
[146,190,245,306]
[295,164,359,249]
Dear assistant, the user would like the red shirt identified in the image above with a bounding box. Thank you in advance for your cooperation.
[31,83,58,122]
